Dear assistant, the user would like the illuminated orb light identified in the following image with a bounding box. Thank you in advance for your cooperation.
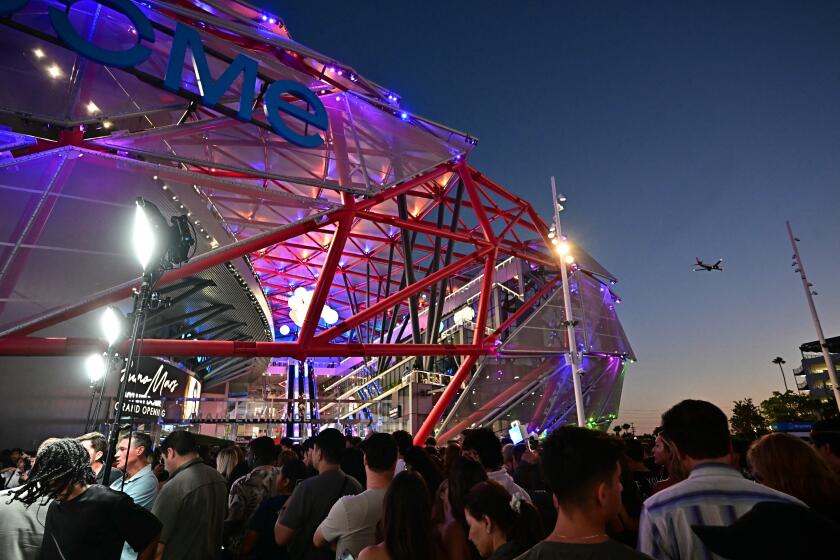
[287,287,339,327]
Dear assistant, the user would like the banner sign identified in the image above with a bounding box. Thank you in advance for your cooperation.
[116,357,201,421]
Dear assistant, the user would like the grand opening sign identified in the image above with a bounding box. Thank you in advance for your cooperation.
[1,0,329,148]
[117,357,201,421]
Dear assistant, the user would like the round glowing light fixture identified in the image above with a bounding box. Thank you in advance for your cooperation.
[100,306,125,347]
[453,306,476,326]
[278,324,291,336]
[287,287,339,327]
[85,353,106,383]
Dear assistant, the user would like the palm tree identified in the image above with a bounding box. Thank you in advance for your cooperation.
[613,425,622,436]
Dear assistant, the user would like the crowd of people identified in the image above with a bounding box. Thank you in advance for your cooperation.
[1,400,839,559]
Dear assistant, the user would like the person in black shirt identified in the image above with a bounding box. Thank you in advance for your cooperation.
[9,438,161,560]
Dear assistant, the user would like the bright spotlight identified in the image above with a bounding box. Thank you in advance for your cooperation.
[46,64,62,79]
[278,324,291,336]
[133,201,157,271]
[565,255,575,265]
[85,353,106,383]
[100,306,125,347]
[557,194,567,203]
[557,241,570,256]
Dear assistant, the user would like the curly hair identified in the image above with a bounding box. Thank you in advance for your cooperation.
[10,438,94,506]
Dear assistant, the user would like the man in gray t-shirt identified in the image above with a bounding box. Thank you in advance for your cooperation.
[153,431,227,560]
[315,433,397,559]
[276,429,362,560]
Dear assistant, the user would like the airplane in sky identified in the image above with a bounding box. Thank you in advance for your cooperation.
[693,258,723,272]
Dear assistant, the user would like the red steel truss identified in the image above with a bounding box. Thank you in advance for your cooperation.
[0,160,559,444]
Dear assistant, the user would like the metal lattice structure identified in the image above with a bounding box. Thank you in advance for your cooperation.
[0,0,633,443]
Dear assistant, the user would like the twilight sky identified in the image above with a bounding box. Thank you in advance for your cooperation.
[261,0,840,432]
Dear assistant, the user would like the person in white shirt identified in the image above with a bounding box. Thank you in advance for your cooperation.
[462,428,531,504]
[638,400,803,560]
[314,433,397,559]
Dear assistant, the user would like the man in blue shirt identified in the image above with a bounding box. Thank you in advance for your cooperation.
[112,432,159,560]
[638,400,803,560]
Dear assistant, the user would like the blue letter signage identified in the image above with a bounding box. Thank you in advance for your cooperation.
[5,0,327,147]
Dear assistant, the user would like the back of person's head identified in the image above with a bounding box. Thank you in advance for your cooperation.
[541,426,623,512]
[811,418,840,457]
[280,437,294,449]
[462,428,504,471]
[280,458,307,491]
[624,438,645,463]
[382,470,434,560]
[76,432,107,463]
[301,437,315,452]
[248,436,276,466]
[392,430,413,456]
[160,430,199,457]
[465,480,543,553]
[314,428,345,465]
[120,431,154,460]
[443,441,461,473]
[340,446,366,488]
[661,399,730,460]
[278,449,298,467]
[502,443,515,465]
[448,456,489,529]
[747,432,840,508]
[11,438,94,505]
[216,446,238,477]
[425,436,437,447]
[360,433,398,473]
[404,445,443,498]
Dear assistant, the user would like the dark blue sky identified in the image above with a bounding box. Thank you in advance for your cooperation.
[262,0,840,431]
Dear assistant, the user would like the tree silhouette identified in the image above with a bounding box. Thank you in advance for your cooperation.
[730,398,769,439]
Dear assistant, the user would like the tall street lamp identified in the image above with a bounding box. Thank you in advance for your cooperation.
[550,177,585,428]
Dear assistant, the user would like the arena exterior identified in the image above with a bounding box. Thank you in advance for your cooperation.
[0,0,634,449]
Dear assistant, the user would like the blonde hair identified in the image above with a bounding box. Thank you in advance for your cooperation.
[748,432,840,509]
[216,446,239,479]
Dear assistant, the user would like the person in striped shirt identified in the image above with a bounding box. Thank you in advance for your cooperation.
[638,400,803,560]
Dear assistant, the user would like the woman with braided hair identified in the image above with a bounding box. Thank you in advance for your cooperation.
[10,438,161,560]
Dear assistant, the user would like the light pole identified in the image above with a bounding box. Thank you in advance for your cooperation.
[550,177,585,428]
[772,357,789,392]
[787,221,840,414]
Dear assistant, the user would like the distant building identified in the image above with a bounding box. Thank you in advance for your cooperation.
[794,335,840,406]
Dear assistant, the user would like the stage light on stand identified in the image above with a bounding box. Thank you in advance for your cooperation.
[101,306,126,348]
[85,353,106,383]
[133,201,158,271]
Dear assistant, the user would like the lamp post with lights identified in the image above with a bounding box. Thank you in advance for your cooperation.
[549,177,586,428]
[787,221,840,413]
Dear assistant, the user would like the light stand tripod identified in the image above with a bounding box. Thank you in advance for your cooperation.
[100,197,195,485]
